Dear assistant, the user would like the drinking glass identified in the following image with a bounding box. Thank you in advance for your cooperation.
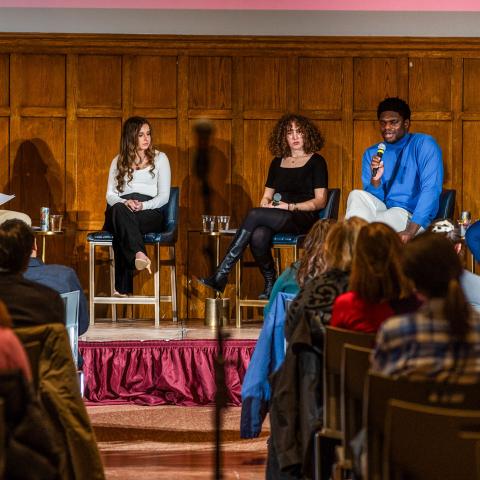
[49,214,63,232]
[202,215,216,232]
[217,215,230,231]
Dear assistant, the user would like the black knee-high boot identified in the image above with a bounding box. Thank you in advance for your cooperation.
[198,229,252,293]
[254,252,277,300]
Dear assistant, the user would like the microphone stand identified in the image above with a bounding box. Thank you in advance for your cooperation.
[193,120,228,479]
[214,326,230,480]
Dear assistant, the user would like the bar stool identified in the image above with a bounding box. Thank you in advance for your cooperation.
[235,188,341,327]
[87,186,179,327]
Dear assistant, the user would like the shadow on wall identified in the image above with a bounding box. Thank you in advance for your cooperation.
[6,139,78,266]
[7,139,64,224]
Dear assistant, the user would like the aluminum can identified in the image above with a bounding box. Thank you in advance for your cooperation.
[460,211,472,225]
[40,207,50,231]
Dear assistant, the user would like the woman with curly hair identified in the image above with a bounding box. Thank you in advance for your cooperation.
[199,113,328,299]
[104,116,171,295]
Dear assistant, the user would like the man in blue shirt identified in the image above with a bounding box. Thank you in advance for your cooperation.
[346,97,443,242]
[24,241,89,336]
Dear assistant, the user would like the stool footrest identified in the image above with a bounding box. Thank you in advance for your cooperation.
[238,299,268,307]
[93,296,160,305]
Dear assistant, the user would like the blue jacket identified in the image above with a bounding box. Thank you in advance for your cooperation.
[24,258,89,336]
[363,132,443,228]
[240,291,296,438]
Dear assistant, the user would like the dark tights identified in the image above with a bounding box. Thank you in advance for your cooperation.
[241,208,313,259]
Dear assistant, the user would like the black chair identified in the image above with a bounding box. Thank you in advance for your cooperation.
[313,327,375,480]
[435,188,456,220]
[235,188,341,326]
[323,326,375,434]
[339,344,373,474]
[271,187,341,258]
[384,399,480,480]
[87,186,179,326]
[365,372,480,480]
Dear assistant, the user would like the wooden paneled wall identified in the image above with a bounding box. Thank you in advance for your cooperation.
[0,34,479,320]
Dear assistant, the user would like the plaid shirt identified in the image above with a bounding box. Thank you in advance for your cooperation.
[372,298,480,384]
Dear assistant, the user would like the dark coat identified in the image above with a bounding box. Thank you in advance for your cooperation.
[268,269,350,479]
[0,370,62,480]
[0,273,64,328]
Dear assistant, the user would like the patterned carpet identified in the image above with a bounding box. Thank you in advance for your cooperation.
[88,405,269,479]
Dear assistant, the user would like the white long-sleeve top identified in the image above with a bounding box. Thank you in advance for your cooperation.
[106,151,171,210]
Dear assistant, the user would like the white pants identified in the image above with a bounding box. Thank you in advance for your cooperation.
[0,210,32,226]
[345,190,410,233]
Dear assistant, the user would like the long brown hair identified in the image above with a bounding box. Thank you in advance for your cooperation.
[0,300,12,327]
[115,116,156,193]
[296,219,335,287]
[268,113,324,158]
[349,222,410,304]
[323,217,367,272]
[403,232,470,339]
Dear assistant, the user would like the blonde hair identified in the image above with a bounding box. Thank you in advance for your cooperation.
[296,219,335,287]
[323,217,367,271]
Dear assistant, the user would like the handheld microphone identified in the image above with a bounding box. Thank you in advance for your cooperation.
[372,142,386,177]
[272,193,282,206]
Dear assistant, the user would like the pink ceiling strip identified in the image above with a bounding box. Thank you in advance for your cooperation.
[0,0,480,10]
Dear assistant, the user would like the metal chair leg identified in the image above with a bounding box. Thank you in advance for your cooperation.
[170,245,178,323]
[235,260,242,328]
[154,243,160,327]
[89,242,95,326]
[109,246,117,323]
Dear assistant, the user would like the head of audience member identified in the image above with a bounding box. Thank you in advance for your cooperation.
[430,219,463,256]
[0,299,12,327]
[322,217,367,272]
[116,116,155,193]
[377,97,411,144]
[349,222,411,304]
[268,113,324,158]
[0,219,34,274]
[403,232,470,339]
[296,219,335,287]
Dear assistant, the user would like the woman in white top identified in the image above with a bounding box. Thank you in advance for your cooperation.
[104,116,171,295]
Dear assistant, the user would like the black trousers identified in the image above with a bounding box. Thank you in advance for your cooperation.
[103,193,166,294]
[241,208,317,260]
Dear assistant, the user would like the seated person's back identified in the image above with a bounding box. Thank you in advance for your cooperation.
[0,220,64,328]
[372,233,480,383]
[332,222,420,333]
[0,300,32,381]
[24,254,88,335]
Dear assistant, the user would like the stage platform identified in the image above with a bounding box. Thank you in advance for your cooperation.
[79,318,262,407]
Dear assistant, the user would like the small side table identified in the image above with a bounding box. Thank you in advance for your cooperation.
[33,228,64,262]
[200,229,237,326]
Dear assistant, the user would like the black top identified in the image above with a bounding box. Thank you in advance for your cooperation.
[265,152,328,204]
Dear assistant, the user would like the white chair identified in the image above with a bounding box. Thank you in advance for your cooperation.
[61,290,83,396]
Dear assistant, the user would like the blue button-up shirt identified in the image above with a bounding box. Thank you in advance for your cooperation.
[362,132,443,228]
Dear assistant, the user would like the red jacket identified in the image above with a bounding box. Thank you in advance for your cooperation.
[332,291,421,333]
